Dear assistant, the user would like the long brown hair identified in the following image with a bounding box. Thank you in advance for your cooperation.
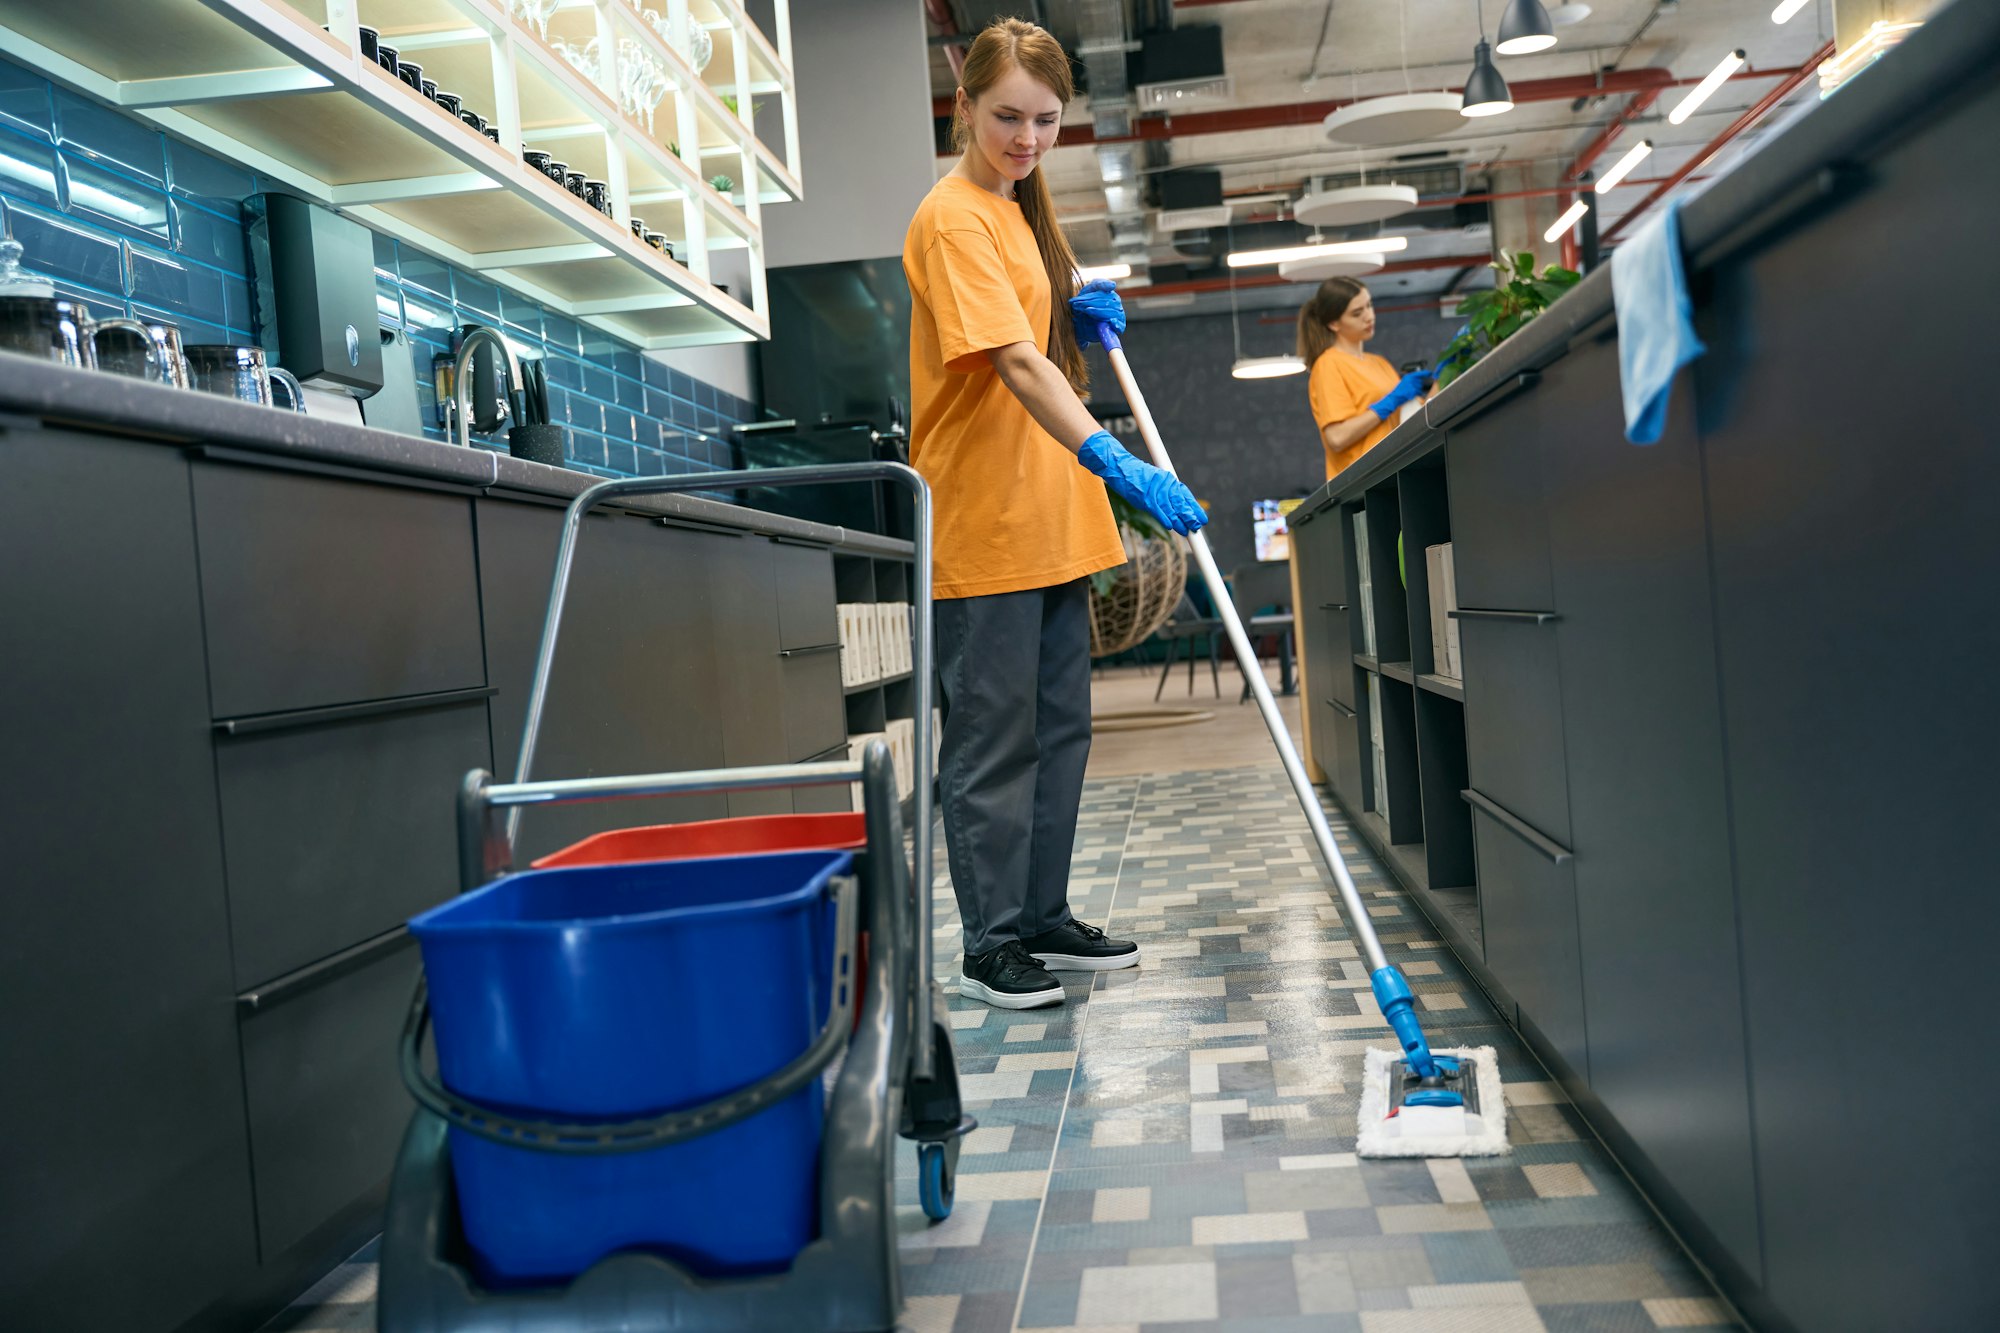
[952,19,1088,389]
[1296,276,1368,367]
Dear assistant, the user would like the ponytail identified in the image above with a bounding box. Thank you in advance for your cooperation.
[1296,275,1367,367]
[952,19,1089,391]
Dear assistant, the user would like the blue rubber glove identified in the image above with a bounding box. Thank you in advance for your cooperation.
[1070,279,1125,348]
[1369,369,1434,422]
[1076,431,1207,536]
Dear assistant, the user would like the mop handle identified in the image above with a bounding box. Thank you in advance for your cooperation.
[1099,325,1391,978]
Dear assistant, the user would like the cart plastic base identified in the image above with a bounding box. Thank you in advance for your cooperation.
[378,1106,904,1333]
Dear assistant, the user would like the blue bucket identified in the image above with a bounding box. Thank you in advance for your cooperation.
[407,848,852,1286]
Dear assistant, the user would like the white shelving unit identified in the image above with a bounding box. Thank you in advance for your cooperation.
[0,0,798,350]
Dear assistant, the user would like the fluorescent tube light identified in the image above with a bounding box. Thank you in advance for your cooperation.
[1594,139,1653,192]
[1771,0,1811,23]
[1226,236,1408,268]
[1231,355,1307,380]
[1669,50,1746,125]
[1544,200,1589,242]
[1076,263,1132,282]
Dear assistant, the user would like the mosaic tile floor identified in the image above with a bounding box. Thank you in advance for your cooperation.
[275,768,1740,1333]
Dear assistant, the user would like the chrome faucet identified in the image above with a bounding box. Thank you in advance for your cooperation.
[451,324,525,450]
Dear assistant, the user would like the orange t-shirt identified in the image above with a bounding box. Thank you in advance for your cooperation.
[1308,349,1401,480]
[903,176,1124,600]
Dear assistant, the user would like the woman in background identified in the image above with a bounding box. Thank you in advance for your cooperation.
[1299,276,1433,480]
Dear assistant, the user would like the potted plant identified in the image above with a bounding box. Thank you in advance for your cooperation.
[1435,251,1581,387]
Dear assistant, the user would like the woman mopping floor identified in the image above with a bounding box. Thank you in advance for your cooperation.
[901,18,1208,1010]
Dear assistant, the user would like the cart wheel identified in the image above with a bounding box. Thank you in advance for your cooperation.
[918,1140,955,1222]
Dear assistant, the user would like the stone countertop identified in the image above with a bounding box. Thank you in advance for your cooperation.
[0,353,914,559]
[1301,0,1993,510]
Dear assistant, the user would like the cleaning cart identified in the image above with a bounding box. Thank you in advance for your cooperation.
[376,461,970,1332]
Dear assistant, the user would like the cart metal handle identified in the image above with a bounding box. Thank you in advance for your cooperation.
[399,872,858,1155]
[508,461,938,1078]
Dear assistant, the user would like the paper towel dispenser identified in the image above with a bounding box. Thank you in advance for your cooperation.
[248,194,384,397]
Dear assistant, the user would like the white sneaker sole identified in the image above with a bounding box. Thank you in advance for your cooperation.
[1030,948,1142,972]
[958,974,1065,1010]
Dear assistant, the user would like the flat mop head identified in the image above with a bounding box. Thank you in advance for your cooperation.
[1356,1045,1509,1158]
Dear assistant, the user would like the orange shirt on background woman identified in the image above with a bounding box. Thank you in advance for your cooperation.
[1298,277,1433,481]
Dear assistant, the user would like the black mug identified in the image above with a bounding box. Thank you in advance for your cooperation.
[483,127,500,142]
[544,159,569,185]
[524,150,552,175]
[584,180,609,213]
[376,44,399,75]
[563,171,587,198]
[397,61,423,91]
[630,219,649,243]
[357,26,379,63]
[420,79,438,102]
[435,91,461,117]
[461,110,488,134]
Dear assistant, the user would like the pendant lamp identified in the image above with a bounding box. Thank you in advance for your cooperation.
[1461,2,1515,117]
[1495,0,1559,55]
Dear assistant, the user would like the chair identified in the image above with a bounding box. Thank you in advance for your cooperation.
[1151,593,1223,701]
[1226,561,1296,702]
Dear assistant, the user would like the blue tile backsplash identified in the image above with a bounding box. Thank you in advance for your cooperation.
[0,55,753,480]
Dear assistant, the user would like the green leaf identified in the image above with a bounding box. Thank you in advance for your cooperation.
[1515,251,1536,278]
[1491,311,1526,343]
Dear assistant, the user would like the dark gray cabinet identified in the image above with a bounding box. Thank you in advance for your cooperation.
[1444,405,1554,613]
[239,940,422,1260]
[1456,616,1569,848]
[1467,797,1585,1079]
[0,430,257,1333]
[708,534,792,817]
[477,498,730,864]
[1537,338,1760,1283]
[190,462,485,718]
[1694,62,2000,1329]
[214,698,494,987]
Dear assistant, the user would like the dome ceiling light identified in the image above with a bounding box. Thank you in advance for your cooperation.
[1293,183,1421,228]
[1278,252,1389,282]
[1323,92,1469,146]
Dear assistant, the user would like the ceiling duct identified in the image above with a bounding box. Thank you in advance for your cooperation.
[1132,25,1232,112]
[1076,0,1148,274]
[1155,169,1230,233]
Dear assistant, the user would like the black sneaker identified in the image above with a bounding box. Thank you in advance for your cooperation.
[959,941,1065,1010]
[1022,919,1140,972]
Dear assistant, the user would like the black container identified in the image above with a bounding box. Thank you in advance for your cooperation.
[508,422,567,467]
[563,171,587,198]
[630,219,649,244]
[461,110,488,134]
[434,91,462,117]
[544,159,569,185]
[583,180,609,214]
[524,150,552,176]
[397,61,424,91]
[485,127,501,142]
[376,44,400,75]
[420,79,438,102]
[357,26,379,63]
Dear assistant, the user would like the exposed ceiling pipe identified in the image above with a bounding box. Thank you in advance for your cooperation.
[929,62,1807,144]
[1602,40,1834,243]
[1076,0,1150,274]
[1134,252,1493,298]
[924,0,965,81]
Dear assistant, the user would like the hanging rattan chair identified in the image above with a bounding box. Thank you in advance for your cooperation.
[1087,522,1188,658]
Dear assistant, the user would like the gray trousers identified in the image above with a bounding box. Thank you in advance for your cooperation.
[934,578,1093,958]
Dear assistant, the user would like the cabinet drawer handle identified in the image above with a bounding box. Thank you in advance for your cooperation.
[1462,788,1573,865]
[779,643,842,658]
[216,685,498,737]
[1327,698,1356,719]
[237,926,416,1015]
[1449,608,1558,624]
[1320,603,1348,611]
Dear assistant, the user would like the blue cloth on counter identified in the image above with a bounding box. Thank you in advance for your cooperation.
[1612,198,1706,445]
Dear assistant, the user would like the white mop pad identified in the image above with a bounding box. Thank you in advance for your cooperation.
[1356,1045,1510,1158]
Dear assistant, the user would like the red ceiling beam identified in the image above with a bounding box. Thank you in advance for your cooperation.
[923,0,964,81]
[1602,40,1834,244]
[1566,88,1662,182]
[1132,253,1491,299]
